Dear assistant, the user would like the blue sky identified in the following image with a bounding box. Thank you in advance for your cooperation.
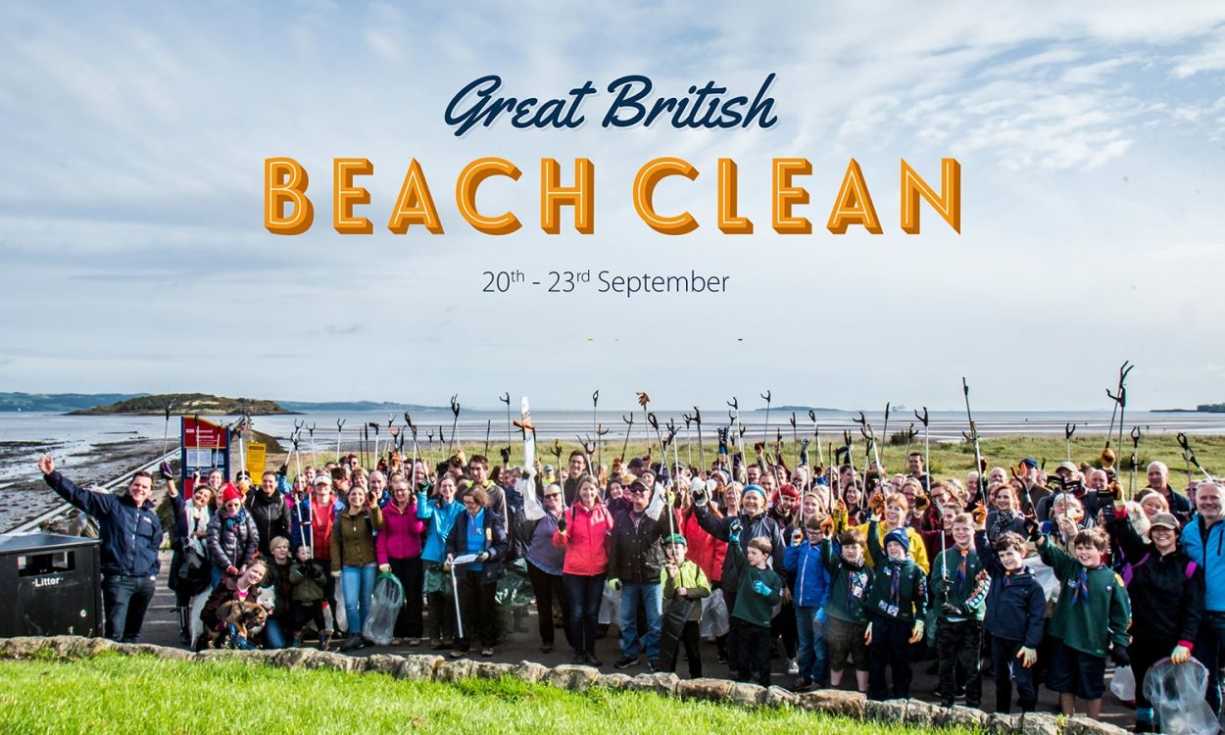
[1,2,1224,410]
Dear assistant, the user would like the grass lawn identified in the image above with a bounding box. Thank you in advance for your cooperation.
[0,654,975,735]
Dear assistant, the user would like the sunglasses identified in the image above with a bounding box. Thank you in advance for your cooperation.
[544,493,562,499]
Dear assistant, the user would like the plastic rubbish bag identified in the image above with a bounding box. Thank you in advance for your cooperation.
[361,573,405,646]
[496,559,531,609]
[1109,665,1135,704]
[699,590,730,639]
[1143,657,1218,735]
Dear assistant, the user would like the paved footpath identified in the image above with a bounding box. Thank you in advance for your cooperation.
[138,552,1134,729]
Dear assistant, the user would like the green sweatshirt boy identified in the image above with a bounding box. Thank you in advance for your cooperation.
[1038,538,1131,658]
[729,540,783,627]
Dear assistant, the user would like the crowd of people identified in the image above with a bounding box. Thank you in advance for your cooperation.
[34,434,1222,731]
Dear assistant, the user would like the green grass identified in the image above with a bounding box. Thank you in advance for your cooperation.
[0,654,971,735]
[279,432,1225,485]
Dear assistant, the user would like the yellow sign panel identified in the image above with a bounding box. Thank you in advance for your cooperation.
[246,441,266,477]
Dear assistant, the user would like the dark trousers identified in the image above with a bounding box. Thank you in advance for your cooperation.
[721,586,739,660]
[1196,612,1225,714]
[937,619,983,705]
[102,574,156,643]
[527,562,571,647]
[387,556,424,638]
[1130,633,1177,718]
[290,600,327,637]
[867,616,914,700]
[426,591,453,641]
[773,600,798,659]
[734,618,771,686]
[991,637,1037,713]
[456,571,497,649]
[562,573,605,655]
[663,620,703,678]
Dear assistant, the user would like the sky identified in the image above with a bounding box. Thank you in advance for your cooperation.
[1,2,1224,411]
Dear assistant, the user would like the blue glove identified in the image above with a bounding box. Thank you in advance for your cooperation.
[728,518,743,544]
[816,608,827,625]
[752,579,772,597]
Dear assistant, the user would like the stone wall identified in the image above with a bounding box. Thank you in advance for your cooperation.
[0,636,1128,735]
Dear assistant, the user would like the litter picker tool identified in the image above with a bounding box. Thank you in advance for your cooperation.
[1065,423,1076,462]
[368,422,381,465]
[620,413,634,462]
[483,419,492,458]
[915,406,930,491]
[578,436,596,472]
[636,392,652,450]
[1104,361,1134,452]
[499,392,512,454]
[1128,426,1142,500]
[682,412,694,469]
[692,406,704,470]
[789,412,798,466]
[961,377,988,506]
[595,423,609,472]
[1177,432,1214,481]
[853,411,884,473]
[760,390,772,446]
[161,401,175,458]
[881,402,891,452]
[592,389,600,456]
[550,440,563,472]
[648,412,665,465]
[335,419,345,462]
[448,395,461,455]
[808,409,824,467]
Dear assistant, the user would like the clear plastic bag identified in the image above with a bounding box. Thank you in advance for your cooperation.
[1109,665,1135,704]
[699,589,730,639]
[361,573,405,646]
[1143,657,1218,735]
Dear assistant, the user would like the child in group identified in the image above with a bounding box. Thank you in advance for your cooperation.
[728,520,784,686]
[659,534,711,678]
[929,512,986,708]
[864,515,928,701]
[288,544,332,649]
[1036,525,1132,720]
[783,516,831,691]
[974,518,1046,714]
[821,529,873,693]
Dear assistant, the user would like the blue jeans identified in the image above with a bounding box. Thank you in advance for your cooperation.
[341,564,377,637]
[562,573,605,655]
[1197,611,1225,714]
[619,582,662,660]
[795,606,829,684]
[101,574,156,642]
[262,617,286,649]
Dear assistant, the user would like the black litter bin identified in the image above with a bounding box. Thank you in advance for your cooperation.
[0,533,102,638]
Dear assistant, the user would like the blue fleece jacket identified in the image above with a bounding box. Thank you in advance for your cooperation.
[783,541,830,609]
[1181,513,1225,612]
[417,492,462,564]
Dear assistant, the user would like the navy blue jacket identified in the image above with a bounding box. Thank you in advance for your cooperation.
[975,530,1045,648]
[44,471,164,578]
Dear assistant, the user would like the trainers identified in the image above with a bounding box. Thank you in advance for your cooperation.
[430,638,444,650]
[792,678,814,693]
[340,636,363,652]
[449,648,468,659]
[613,655,639,669]
[645,659,658,674]
[407,638,422,648]
[480,648,494,658]
[786,658,799,675]
[587,654,604,668]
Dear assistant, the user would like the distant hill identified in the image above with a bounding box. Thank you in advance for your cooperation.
[71,393,287,416]
[1153,403,1225,414]
[0,392,143,412]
